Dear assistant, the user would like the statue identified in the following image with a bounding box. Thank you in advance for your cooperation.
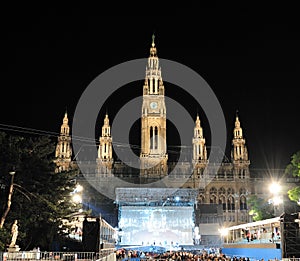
[9,220,18,247]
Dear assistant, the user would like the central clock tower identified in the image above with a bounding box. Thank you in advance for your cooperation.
[140,35,168,178]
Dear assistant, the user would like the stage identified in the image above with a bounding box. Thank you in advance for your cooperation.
[115,188,198,248]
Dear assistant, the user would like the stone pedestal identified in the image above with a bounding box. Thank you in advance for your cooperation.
[7,245,20,252]
[5,246,21,261]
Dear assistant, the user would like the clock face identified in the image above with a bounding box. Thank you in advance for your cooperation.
[150,102,158,109]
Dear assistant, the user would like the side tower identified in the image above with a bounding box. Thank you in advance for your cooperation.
[231,112,250,179]
[55,112,72,172]
[140,35,168,178]
[97,114,113,175]
[192,114,208,180]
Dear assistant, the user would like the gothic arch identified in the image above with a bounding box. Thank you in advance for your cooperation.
[210,187,217,195]
[218,187,226,195]
[219,194,227,210]
[227,187,235,195]
[239,187,247,195]
[198,194,205,204]
[240,195,247,210]
[210,194,217,204]
[227,195,235,211]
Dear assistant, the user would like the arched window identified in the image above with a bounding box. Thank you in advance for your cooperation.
[150,126,153,149]
[219,195,226,210]
[240,196,247,210]
[155,126,158,149]
[227,196,235,211]
[198,194,205,204]
[210,195,217,204]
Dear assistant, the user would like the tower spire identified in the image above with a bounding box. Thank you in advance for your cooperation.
[193,114,207,163]
[54,111,72,172]
[63,111,68,125]
[152,33,155,47]
[150,34,157,57]
[144,34,163,95]
[234,113,241,134]
[231,111,249,162]
[97,114,113,175]
[231,111,250,180]
[140,34,168,178]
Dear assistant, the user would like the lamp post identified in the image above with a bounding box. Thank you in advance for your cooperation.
[218,227,228,245]
[72,184,83,204]
[0,169,16,229]
[269,182,283,217]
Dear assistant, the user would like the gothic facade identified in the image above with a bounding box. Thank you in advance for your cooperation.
[55,37,252,227]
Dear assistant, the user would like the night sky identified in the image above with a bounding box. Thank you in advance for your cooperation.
[1,7,299,171]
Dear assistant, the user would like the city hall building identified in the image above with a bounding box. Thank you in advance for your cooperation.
[53,36,274,247]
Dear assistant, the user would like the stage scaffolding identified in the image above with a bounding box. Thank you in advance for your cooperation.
[115,188,198,247]
[115,188,198,206]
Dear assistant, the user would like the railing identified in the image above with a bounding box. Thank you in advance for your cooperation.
[1,249,116,261]
[224,236,281,245]
[226,227,282,244]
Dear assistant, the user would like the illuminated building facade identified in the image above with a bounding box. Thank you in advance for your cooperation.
[55,37,252,235]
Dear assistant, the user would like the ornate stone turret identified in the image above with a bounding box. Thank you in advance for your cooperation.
[231,111,250,179]
[191,114,208,182]
[193,115,207,164]
[97,114,113,175]
[55,112,72,172]
[140,35,168,179]
[142,34,165,96]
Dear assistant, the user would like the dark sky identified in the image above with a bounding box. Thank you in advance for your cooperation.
[1,7,299,171]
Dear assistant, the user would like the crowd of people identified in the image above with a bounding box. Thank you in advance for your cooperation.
[115,248,257,261]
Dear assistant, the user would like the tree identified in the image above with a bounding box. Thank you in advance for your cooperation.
[285,151,300,204]
[0,132,81,251]
[248,195,274,221]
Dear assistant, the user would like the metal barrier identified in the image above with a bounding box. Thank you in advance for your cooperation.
[0,249,116,261]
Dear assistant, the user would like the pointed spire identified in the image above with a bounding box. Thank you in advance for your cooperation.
[195,114,201,128]
[235,110,240,128]
[194,114,203,138]
[150,34,157,57]
[55,110,72,172]
[63,112,68,124]
[232,110,249,163]
[193,114,207,163]
[98,114,113,173]
[104,113,109,126]
[144,34,162,95]
[152,33,155,47]
[102,114,111,137]
[60,111,70,135]
[233,110,243,139]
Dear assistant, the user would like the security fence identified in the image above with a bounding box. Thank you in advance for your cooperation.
[0,249,116,261]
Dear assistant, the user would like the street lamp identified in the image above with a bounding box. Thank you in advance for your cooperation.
[268,182,283,217]
[269,182,282,194]
[218,227,228,245]
[71,183,83,204]
[0,169,16,229]
[75,184,83,193]
[72,194,82,204]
